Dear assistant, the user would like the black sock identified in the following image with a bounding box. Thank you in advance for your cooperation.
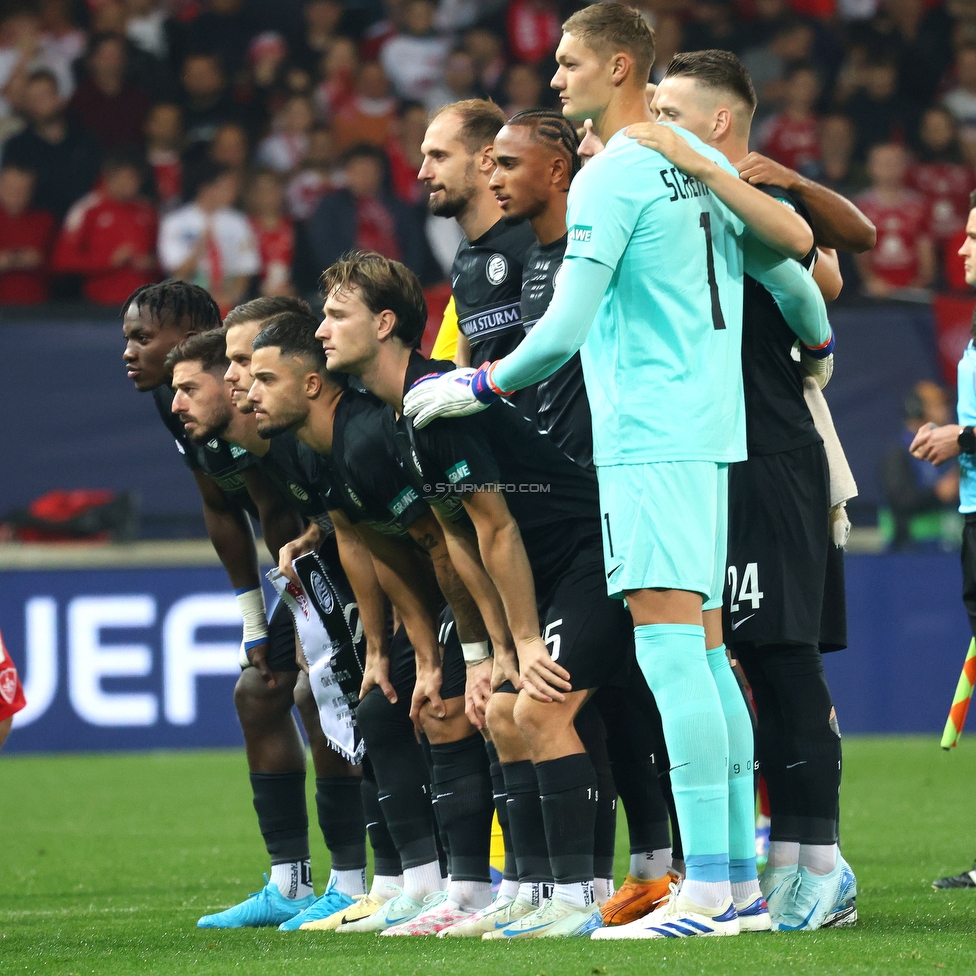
[356,687,439,869]
[429,733,494,882]
[486,741,517,884]
[575,702,617,880]
[315,776,367,871]
[250,770,309,863]
[419,734,451,878]
[361,759,401,877]
[503,760,552,883]
[536,753,598,885]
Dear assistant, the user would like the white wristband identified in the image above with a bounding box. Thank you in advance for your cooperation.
[462,640,491,665]
[235,587,268,648]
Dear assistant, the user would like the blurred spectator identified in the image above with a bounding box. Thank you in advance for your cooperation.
[650,15,683,85]
[463,28,506,101]
[380,0,451,103]
[69,33,152,150]
[124,0,174,62]
[240,31,292,124]
[682,0,738,54]
[502,62,544,117]
[0,164,55,305]
[844,56,918,162]
[208,120,250,174]
[52,150,158,305]
[145,101,183,209]
[758,63,822,175]
[180,52,242,152]
[908,106,972,249]
[299,142,435,291]
[2,69,101,219]
[257,94,315,173]
[736,0,793,50]
[741,17,816,115]
[385,100,427,205]
[815,113,864,193]
[879,380,960,548]
[943,43,976,157]
[36,0,85,97]
[313,36,357,122]
[505,0,561,66]
[159,160,258,312]
[332,61,397,151]
[182,0,257,78]
[286,125,337,220]
[246,168,295,296]
[855,142,934,296]
[291,0,344,78]
[426,47,482,112]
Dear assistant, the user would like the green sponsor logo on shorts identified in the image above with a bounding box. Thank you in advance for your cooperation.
[447,461,471,484]
[568,225,592,243]
[390,486,419,517]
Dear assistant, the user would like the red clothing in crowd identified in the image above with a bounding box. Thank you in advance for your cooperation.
[506,0,561,65]
[149,148,183,209]
[250,215,295,293]
[355,197,400,260]
[759,112,821,173]
[69,80,152,150]
[52,192,158,304]
[907,161,973,242]
[855,189,931,288]
[386,137,424,205]
[944,228,969,291]
[0,206,56,304]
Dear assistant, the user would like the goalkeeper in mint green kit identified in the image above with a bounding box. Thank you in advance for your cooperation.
[404,2,833,940]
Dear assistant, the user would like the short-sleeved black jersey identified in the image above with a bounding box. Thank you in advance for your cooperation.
[742,185,823,458]
[452,217,536,415]
[320,389,429,536]
[521,234,594,470]
[398,352,601,599]
[249,432,334,529]
[152,385,258,516]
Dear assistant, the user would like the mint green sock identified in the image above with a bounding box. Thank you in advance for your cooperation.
[707,644,757,882]
[635,624,729,881]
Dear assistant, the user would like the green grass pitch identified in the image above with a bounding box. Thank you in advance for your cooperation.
[3,737,976,975]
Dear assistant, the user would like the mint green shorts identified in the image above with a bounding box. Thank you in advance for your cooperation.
[597,460,728,607]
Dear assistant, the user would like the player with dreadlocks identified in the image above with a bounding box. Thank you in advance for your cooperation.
[122,282,366,930]
[485,108,681,928]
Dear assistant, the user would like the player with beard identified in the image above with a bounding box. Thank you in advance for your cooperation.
[630,50,862,932]
[488,109,681,926]
[122,282,350,930]
[316,252,651,939]
[404,4,834,940]
[419,99,536,416]
[164,316,384,932]
[246,316,513,935]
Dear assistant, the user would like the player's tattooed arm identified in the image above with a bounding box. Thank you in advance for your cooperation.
[332,509,396,704]
[242,466,305,563]
[193,470,273,684]
[460,489,571,704]
[356,524,447,728]
[735,152,877,253]
[624,123,814,260]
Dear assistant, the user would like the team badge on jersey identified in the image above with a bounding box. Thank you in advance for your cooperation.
[289,482,310,501]
[0,666,15,705]
[206,439,221,452]
[309,570,334,615]
[486,253,508,285]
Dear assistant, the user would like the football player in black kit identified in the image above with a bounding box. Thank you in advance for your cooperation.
[488,108,682,926]
[644,50,876,931]
[419,99,536,414]
[315,251,642,940]
[246,315,514,935]
[121,283,367,930]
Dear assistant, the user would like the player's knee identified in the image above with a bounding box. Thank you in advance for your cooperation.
[233,668,295,724]
[513,692,569,745]
[485,693,519,746]
[419,695,472,743]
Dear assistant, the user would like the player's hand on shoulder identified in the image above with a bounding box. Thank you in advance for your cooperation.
[624,121,715,180]
[736,152,799,190]
[403,366,489,428]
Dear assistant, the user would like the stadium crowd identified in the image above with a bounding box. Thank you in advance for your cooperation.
[2,0,976,308]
